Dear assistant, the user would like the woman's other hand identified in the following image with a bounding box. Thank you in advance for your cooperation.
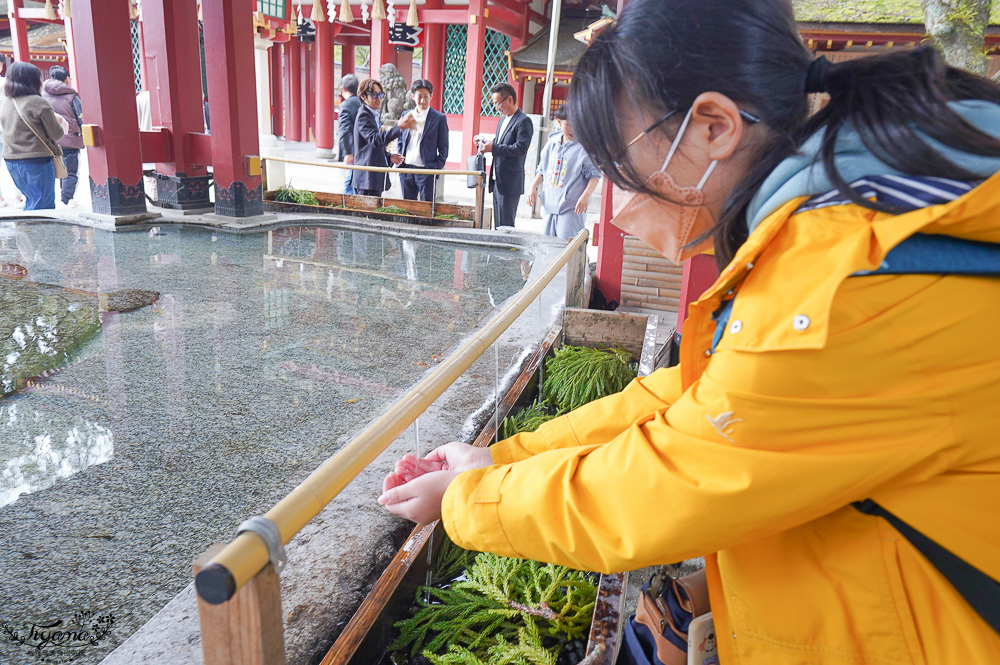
[390,154,405,165]
[378,470,460,524]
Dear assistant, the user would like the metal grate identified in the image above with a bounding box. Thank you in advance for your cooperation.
[442,24,467,115]
[442,26,511,116]
[480,30,510,117]
[258,0,286,18]
[130,19,142,93]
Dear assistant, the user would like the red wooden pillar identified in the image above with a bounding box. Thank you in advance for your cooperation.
[370,18,396,72]
[9,0,31,63]
[137,18,150,90]
[270,44,284,137]
[592,0,634,303]
[287,38,302,141]
[396,49,412,84]
[461,4,486,164]
[72,0,146,217]
[594,178,623,305]
[677,255,720,334]
[304,41,315,140]
[202,0,263,217]
[508,12,530,107]
[342,44,355,77]
[315,4,335,156]
[423,0,444,94]
[143,0,212,210]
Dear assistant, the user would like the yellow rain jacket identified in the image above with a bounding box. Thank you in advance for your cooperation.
[441,172,1000,664]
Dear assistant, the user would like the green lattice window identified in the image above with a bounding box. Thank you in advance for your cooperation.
[442,25,511,116]
[258,0,286,18]
[481,30,510,116]
[442,25,467,115]
[130,19,141,93]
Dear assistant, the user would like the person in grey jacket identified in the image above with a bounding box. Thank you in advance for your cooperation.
[336,74,361,195]
[41,65,83,207]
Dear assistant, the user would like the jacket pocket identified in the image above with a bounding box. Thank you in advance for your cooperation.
[718,507,921,665]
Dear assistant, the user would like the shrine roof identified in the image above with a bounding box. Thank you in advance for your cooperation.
[0,22,67,55]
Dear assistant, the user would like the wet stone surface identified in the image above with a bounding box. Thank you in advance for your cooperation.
[0,221,537,665]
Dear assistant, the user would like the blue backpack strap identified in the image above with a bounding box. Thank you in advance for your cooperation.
[854,233,1000,277]
[852,500,1000,633]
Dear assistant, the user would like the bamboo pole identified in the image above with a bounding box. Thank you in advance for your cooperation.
[195,229,590,605]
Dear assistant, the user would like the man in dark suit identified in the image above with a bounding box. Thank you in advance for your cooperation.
[477,82,534,228]
[336,74,361,194]
[351,78,415,197]
[397,79,450,201]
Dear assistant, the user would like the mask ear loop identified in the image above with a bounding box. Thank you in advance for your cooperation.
[660,107,719,192]
[697,160,718,191]
[660,108,694,171]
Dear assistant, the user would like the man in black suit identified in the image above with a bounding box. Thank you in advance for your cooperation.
[351,78,415,197]
[336,74,361,194]
[477,82,534,228]
[397,79,450,201]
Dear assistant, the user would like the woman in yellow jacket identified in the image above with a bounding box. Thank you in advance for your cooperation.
[378,0,1000,662]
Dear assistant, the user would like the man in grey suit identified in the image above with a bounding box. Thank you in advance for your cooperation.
[477,83,534,228]
[336,74,361,195]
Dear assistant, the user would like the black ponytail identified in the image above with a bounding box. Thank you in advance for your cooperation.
[568,0,1000,270]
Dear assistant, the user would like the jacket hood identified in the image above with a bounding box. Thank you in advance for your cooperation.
[42,79,76,96]
[747,100,1000,243]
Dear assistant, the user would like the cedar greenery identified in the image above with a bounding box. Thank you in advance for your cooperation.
[500,399,560,440]
[541,345,637,413]
[376,205,412,215]
[390,541,596,664]
[273,183,319,206]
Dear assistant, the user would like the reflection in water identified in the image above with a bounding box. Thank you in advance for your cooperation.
[0,402,114,506]
[1,280,102,396]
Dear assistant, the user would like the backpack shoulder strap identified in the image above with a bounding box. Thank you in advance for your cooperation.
[852,500,1000,632]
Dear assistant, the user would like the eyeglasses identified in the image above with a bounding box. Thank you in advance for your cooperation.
[367,92,386,100]
[608,108,762,174]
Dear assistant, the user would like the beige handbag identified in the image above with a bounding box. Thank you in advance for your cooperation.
[14,98,68,179]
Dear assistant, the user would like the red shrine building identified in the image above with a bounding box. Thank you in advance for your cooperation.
[8,1,1000,317]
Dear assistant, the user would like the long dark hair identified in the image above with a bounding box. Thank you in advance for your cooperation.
[5,61,42,99]
[568,0,1000,268]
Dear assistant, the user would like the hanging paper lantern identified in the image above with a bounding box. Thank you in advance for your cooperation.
[42,0,58,20]
[371,0,386,21]
[405,0,417,27]
[60,0,71,20]
[338,0,354,23]
[310,0,326,23]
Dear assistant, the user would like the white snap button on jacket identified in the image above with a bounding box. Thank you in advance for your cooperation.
[793,315,811,331]
[729,320,743,334]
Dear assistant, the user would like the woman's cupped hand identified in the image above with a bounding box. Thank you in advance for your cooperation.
[379,442,493,524]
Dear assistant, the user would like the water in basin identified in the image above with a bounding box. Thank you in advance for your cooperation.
[0,220,532,664]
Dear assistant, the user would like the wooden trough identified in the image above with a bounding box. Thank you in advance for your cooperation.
[263,190,487,229]
[320,308,673,665]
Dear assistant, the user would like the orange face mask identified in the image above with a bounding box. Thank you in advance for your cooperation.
[611,109,718,264]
